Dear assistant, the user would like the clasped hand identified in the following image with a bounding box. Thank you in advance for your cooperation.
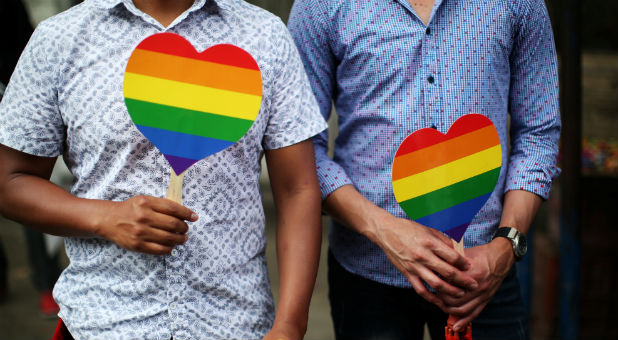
[375,217,514,331]
[374,216,478,308]
[437,239,515,331]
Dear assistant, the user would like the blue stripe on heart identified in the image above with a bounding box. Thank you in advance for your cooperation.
[416,193,492,234]
[136,125,234,173]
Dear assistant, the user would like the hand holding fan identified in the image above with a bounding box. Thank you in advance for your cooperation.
[123,33,262,203]
[391,114,502,339]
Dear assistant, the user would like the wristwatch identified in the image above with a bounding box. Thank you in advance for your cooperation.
[492,227,527,261]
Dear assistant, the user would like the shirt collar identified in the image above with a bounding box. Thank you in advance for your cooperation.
[95,0,214,11]
[94,0,216,29]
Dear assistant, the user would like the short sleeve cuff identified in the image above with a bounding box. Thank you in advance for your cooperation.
[263,118,327,151]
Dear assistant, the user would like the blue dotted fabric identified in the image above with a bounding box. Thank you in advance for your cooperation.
[288,0,561,287]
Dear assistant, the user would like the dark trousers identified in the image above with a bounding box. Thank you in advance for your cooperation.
[328,251,529,340]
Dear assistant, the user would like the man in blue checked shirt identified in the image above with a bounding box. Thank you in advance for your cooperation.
[289,0,561,339]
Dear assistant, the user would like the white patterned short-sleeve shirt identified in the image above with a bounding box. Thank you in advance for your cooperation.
[0,0,327,338]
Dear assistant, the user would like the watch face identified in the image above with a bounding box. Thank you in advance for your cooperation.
[514,233,527,258]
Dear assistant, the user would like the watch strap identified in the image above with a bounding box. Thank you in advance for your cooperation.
[494,226,519,240]
[493,226,525,261]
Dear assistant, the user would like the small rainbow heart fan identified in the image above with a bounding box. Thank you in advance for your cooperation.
[391,114,502,242]
[123,32,262,202]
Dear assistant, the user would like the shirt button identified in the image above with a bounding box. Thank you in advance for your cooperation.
[171,249,179,257]
[425,27,431,35]
[170,302,177,310]
[428,76,435,84]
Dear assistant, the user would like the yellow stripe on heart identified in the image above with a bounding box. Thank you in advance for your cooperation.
[124,72,262,121]
[392,145,502,202]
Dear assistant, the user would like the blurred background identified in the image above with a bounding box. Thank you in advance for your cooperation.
[0,0,616,339]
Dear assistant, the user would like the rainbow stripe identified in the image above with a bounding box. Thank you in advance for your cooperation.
[123,33,262,174]
[392,114,501,241]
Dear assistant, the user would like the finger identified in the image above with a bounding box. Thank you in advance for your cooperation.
[134,241,174,255]
[427,256,479,290]
[437,292,465,307]
[407,275,445,310]
[418,252,477,292]
[140,227,188,247]
[429,228,458,248]
[146,210,190,234]
[442,293,486,317]
[415,265,466,298]
[429,234,472,271]
[150,197,198,222]
[452,302,488,332]
[437,288,482,308]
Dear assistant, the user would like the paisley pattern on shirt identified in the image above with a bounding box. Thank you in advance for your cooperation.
[0,0,327,338]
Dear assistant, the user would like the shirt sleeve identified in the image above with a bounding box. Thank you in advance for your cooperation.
[288,0,354,200]
[505,0,561,199]
[261,17,328,151]
[0,21,65,157]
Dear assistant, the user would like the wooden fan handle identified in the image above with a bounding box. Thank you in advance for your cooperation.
[166,171,185,204]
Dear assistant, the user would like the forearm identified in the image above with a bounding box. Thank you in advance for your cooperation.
[322,184,394,243]
[264,140,322,338]
[498,189,543,235]
[272,186,321,337]
[1,145,194,254]
[491,189,543,263]
[0,145,97,236]
[0,173,99,237]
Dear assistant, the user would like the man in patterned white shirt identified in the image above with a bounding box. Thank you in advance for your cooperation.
[0,0,327,339]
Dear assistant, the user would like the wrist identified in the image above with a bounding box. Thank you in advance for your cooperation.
[87,199,116,237]
[490,236,515,260]
[270,316,306,339]
[323,185,389,244]
[360,207,396,244]
[493,226,527,262]
[488,237,516,275]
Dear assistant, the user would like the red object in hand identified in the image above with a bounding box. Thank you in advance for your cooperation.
[445,323,472,340]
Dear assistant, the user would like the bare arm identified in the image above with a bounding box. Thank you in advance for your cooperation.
[0,144,197,255]
[323,184,478,308]
[263,139,322,340]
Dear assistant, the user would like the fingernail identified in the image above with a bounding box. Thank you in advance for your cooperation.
[469,282,478,290]
[191,213,198,221]
[184,235,189,241]
[457,291,464,297]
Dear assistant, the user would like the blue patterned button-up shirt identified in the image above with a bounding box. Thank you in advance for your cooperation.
[0,0,327,338]
[288,0,561,287]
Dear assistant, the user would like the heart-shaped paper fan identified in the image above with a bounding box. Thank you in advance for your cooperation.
[123,32,262,175]
[392,114,502,242]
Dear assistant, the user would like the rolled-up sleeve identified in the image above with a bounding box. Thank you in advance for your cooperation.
[288,0,353,200]
[505,0,561,199]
